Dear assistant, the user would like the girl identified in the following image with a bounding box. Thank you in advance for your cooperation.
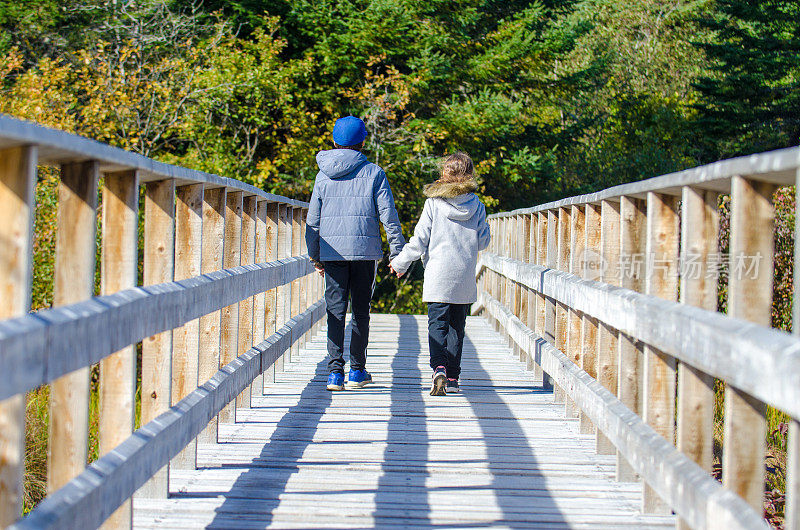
[389,153,491,395]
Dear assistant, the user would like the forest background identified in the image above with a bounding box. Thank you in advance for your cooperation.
[1,0,799,524]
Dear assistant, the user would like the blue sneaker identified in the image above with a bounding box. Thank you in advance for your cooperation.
[346,369,373,389]
[326,372,344,391]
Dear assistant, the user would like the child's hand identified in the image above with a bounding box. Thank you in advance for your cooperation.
[389,263,404,278]
[312,260,325,277]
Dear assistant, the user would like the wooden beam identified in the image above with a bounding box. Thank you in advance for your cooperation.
[276,205,292,372]
[264,203,280,385]
[642,192,680,513]
[479,291,769,530]
[554,208,570,404]
[236,196,257,409]
[0,145,36,527]
[617,196,646,482]
[566,205,585,419]
[535,212,548,385]
[597,200,620,455]
[676,187,718,514]
[219,191,243,423]
[137,178,175,500]
[197,187,226,445]
[96,170,137,528]
[48,161,98,501]
[251,200,268,396]
[290,207,303,361]
[581,203,600,435]
[723,176,774,512]
[526,213,537,371]
[171,184,204,471]
[16,302,326,530]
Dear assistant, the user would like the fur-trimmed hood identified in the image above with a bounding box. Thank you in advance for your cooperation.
[423,179,481,221]
[423,179,478,199]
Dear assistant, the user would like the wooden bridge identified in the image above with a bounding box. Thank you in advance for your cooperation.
[0,114,798,529]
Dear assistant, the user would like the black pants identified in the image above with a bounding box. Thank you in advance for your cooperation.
[324,260,376,374]
[427,302,470,379]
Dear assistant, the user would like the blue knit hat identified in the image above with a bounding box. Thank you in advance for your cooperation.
[332,116,367,147]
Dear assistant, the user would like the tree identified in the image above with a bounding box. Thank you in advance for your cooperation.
[694,0,800,158]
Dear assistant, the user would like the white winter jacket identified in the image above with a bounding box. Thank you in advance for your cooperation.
[390,180,491,304]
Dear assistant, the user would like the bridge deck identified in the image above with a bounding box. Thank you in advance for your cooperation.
[134,314,675,529]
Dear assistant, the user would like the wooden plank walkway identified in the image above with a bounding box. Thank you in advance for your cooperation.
[134,314,676,529]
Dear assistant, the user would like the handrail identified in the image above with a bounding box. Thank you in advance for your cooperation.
[477,290,768,530]
[11,301,325,530]
[475,145,800,529]
[0,114,323,528]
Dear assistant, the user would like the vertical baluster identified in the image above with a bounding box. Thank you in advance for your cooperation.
[642,191,680,512]
[722,177,774,512]
[789,171,800,530]
[49,161,98,501]
[544,210,557,392]
[617,195,646,482]
[526,213,538,371]
[494,218,504,331]
[581,203,601,434]
[300,209,309,346]
[291,207,303,361]
[512,215,523,358]
[97,169,138,529]
[137,178,175,499]
[675,186,718,529]
[554,207,570,405]
[219,190,243,423]
[535,212,549,385]
[263,203,280,386]
[251,199,268,396]
[0,146,36,526]
[171,183,204,470]
[597,200,620,455]
[518,214,531,362]
[236,196,257,409]
[276,204,292,373]
[566,205,585,419]
[198,187,226,444]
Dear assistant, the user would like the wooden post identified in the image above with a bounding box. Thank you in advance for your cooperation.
[251,199,268,397]
[581,203,601,435]
[512,215,524,358]
[544,210,557,393]
[290,207,303,361]
[642,192,680,513]
[534,212,549,385]
[96,170,138,528]
[518,215,531,362]
[526,214,537,370]
[198,187,226,444]
[276,204,292,372]
[236,196,257,409]
[136,178,175,500]
[597,199,620,455]
[0,146,36,527]
[554,207,570,404]
[566,205,585,419]
[171,183,204,470]
[617,196,646,482]
[48,162,98,500]
[264,203,280,385]
[219,190,243,423]
[722,177,774,512]
[789,171,800,530]
[300,210,309,346]
[675,186,718,529]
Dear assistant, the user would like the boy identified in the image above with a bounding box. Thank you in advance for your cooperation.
[305,116,406,391]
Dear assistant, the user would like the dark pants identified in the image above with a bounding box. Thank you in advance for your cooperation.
[427,302,470,379]
[324,260,376,374]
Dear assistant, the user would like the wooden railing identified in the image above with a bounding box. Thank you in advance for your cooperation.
[475,146,800,530]
[0,114,324,529]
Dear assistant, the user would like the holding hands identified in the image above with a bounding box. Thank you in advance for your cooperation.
[389,262,404,278]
